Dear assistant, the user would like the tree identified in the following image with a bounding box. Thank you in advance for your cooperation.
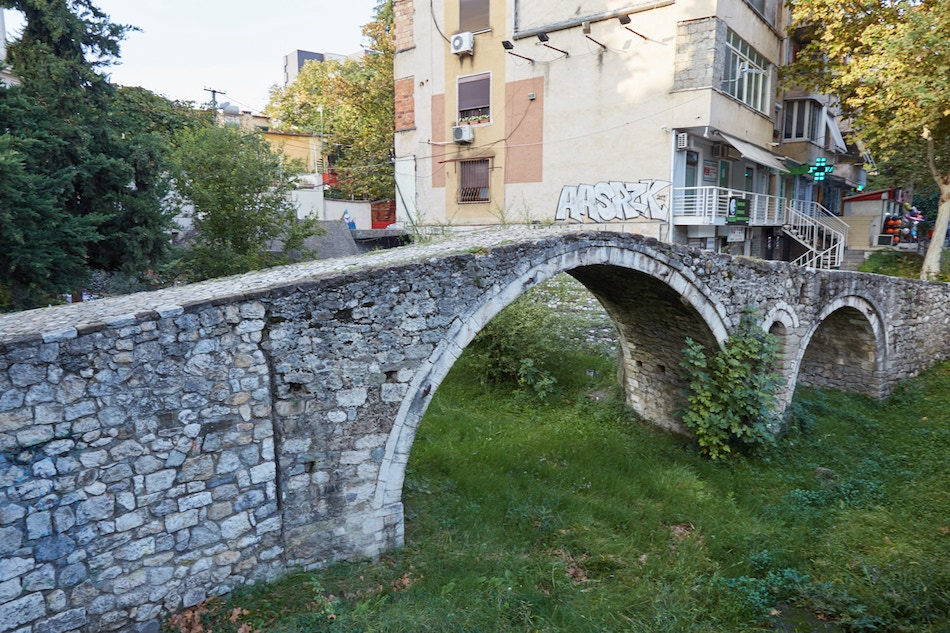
[0,0,184,309]
[170,125,319,280]
[265,0,394,201]
[783,0,950,279]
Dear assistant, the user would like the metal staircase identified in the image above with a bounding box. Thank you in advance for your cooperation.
[783,200,848,269]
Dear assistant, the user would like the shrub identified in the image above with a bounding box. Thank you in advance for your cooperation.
[679,309,783,459]
[467,289,562,400]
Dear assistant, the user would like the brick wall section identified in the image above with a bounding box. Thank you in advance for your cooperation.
[4,228,950,632]
[393,0,414,53]
[395,77,415,131]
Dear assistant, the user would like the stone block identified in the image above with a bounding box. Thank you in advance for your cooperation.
[16,425,54,447]
[114,537,156,562]
[77,495,114,523]
[335,387,367,408]
[0,592,46,632]
[178,491,212,511]
[144,469,176,494]
[249,462,276,485]
[0,578,20,602]
[22,563,56,591]
[219,512,251,540]
[58,563,88,587]
[164,510,199,533]
[25,511,52,540]
[115,510,145,533]
[177,455,215,482]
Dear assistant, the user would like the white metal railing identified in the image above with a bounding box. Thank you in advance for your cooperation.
[672,187,786,225]
[785,201,848,269]
[671,188,849,270]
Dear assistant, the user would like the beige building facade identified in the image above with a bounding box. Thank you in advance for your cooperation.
[393,0,866,267]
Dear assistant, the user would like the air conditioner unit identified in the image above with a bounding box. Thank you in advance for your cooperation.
[711,143,741,160]
[676,132,689,150]
[452,125,474,144]
[450,32,474,55]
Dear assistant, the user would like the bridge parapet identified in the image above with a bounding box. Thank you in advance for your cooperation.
[2,229,950,632]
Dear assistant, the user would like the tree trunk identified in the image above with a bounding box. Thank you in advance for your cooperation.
[920,177,950,280]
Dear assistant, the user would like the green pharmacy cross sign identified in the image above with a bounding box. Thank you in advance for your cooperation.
[809,157,834,182]
[786,158,836,181]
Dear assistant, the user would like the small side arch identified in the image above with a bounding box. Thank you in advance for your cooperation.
[372,244,731,514]
[791,294,889,399]
[762,302,802,409]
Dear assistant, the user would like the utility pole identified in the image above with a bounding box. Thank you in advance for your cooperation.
[203,87,226,109]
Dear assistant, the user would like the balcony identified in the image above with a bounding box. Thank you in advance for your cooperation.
[671,186,848,269]
[672,186,786,226]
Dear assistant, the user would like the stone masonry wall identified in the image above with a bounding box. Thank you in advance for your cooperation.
[3,228,950,633]
[0,303,282,633]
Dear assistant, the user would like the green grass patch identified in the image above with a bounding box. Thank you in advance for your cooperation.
[857,248,950,281]
[165,278,950,633]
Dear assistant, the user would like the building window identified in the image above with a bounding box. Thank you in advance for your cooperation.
[783,100,822,142]
[460,0,490,33]
[459,158,490,202]
[722,30,770,113]
[458,72,490,123]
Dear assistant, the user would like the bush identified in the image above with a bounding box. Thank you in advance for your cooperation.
[679,309,783,459]
[467,289,562,400]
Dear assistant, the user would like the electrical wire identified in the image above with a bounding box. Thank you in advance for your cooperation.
[429,0,451,44]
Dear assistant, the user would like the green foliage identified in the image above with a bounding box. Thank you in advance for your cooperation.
[0,0,202,310]
[679,310,782,459]
[466,289,563,401]
[857,247,950,281]
[169,125,321,280]
[783,0,950,279]
[266,1,394,201]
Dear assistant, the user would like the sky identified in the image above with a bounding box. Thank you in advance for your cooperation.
[2,0,380,113]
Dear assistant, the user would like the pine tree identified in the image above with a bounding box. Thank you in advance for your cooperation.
[0,0,185,309]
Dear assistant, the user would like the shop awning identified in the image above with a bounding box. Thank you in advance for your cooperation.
[718,132,789,173]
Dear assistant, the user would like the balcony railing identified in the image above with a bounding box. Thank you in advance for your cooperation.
[672,186,787,226]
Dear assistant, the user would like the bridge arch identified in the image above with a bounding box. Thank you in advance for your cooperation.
[762,302,802,407]
[792,294,889,399]
[374,243,730,512]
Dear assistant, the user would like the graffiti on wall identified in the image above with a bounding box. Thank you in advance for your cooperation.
[555,180,671,223]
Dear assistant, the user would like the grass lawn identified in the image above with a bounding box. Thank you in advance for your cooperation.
[165,279,950,633]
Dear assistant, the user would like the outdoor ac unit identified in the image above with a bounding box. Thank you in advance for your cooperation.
[676,132,689,150]
[711,143,741,160]
[451,32,475,55]
[452,125,474,144]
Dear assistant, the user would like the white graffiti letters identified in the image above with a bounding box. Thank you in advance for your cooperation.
[555,179,670,223]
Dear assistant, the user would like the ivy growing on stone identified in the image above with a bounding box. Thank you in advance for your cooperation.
[679,309,783,459]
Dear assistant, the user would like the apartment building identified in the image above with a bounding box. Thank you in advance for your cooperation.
[393,0,866,267]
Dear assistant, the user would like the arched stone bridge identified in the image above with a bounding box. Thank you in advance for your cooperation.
[2,229,949,633]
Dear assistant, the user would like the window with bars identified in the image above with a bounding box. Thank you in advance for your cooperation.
[459,158,490,203]
[458,72,490,123]
[721,30,770,113]
[460,0,490,33]
[783,99,822,142]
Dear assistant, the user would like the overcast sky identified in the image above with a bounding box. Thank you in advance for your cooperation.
[2,1,380,112]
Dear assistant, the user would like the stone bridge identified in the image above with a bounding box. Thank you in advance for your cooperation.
[2,229,949,633]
